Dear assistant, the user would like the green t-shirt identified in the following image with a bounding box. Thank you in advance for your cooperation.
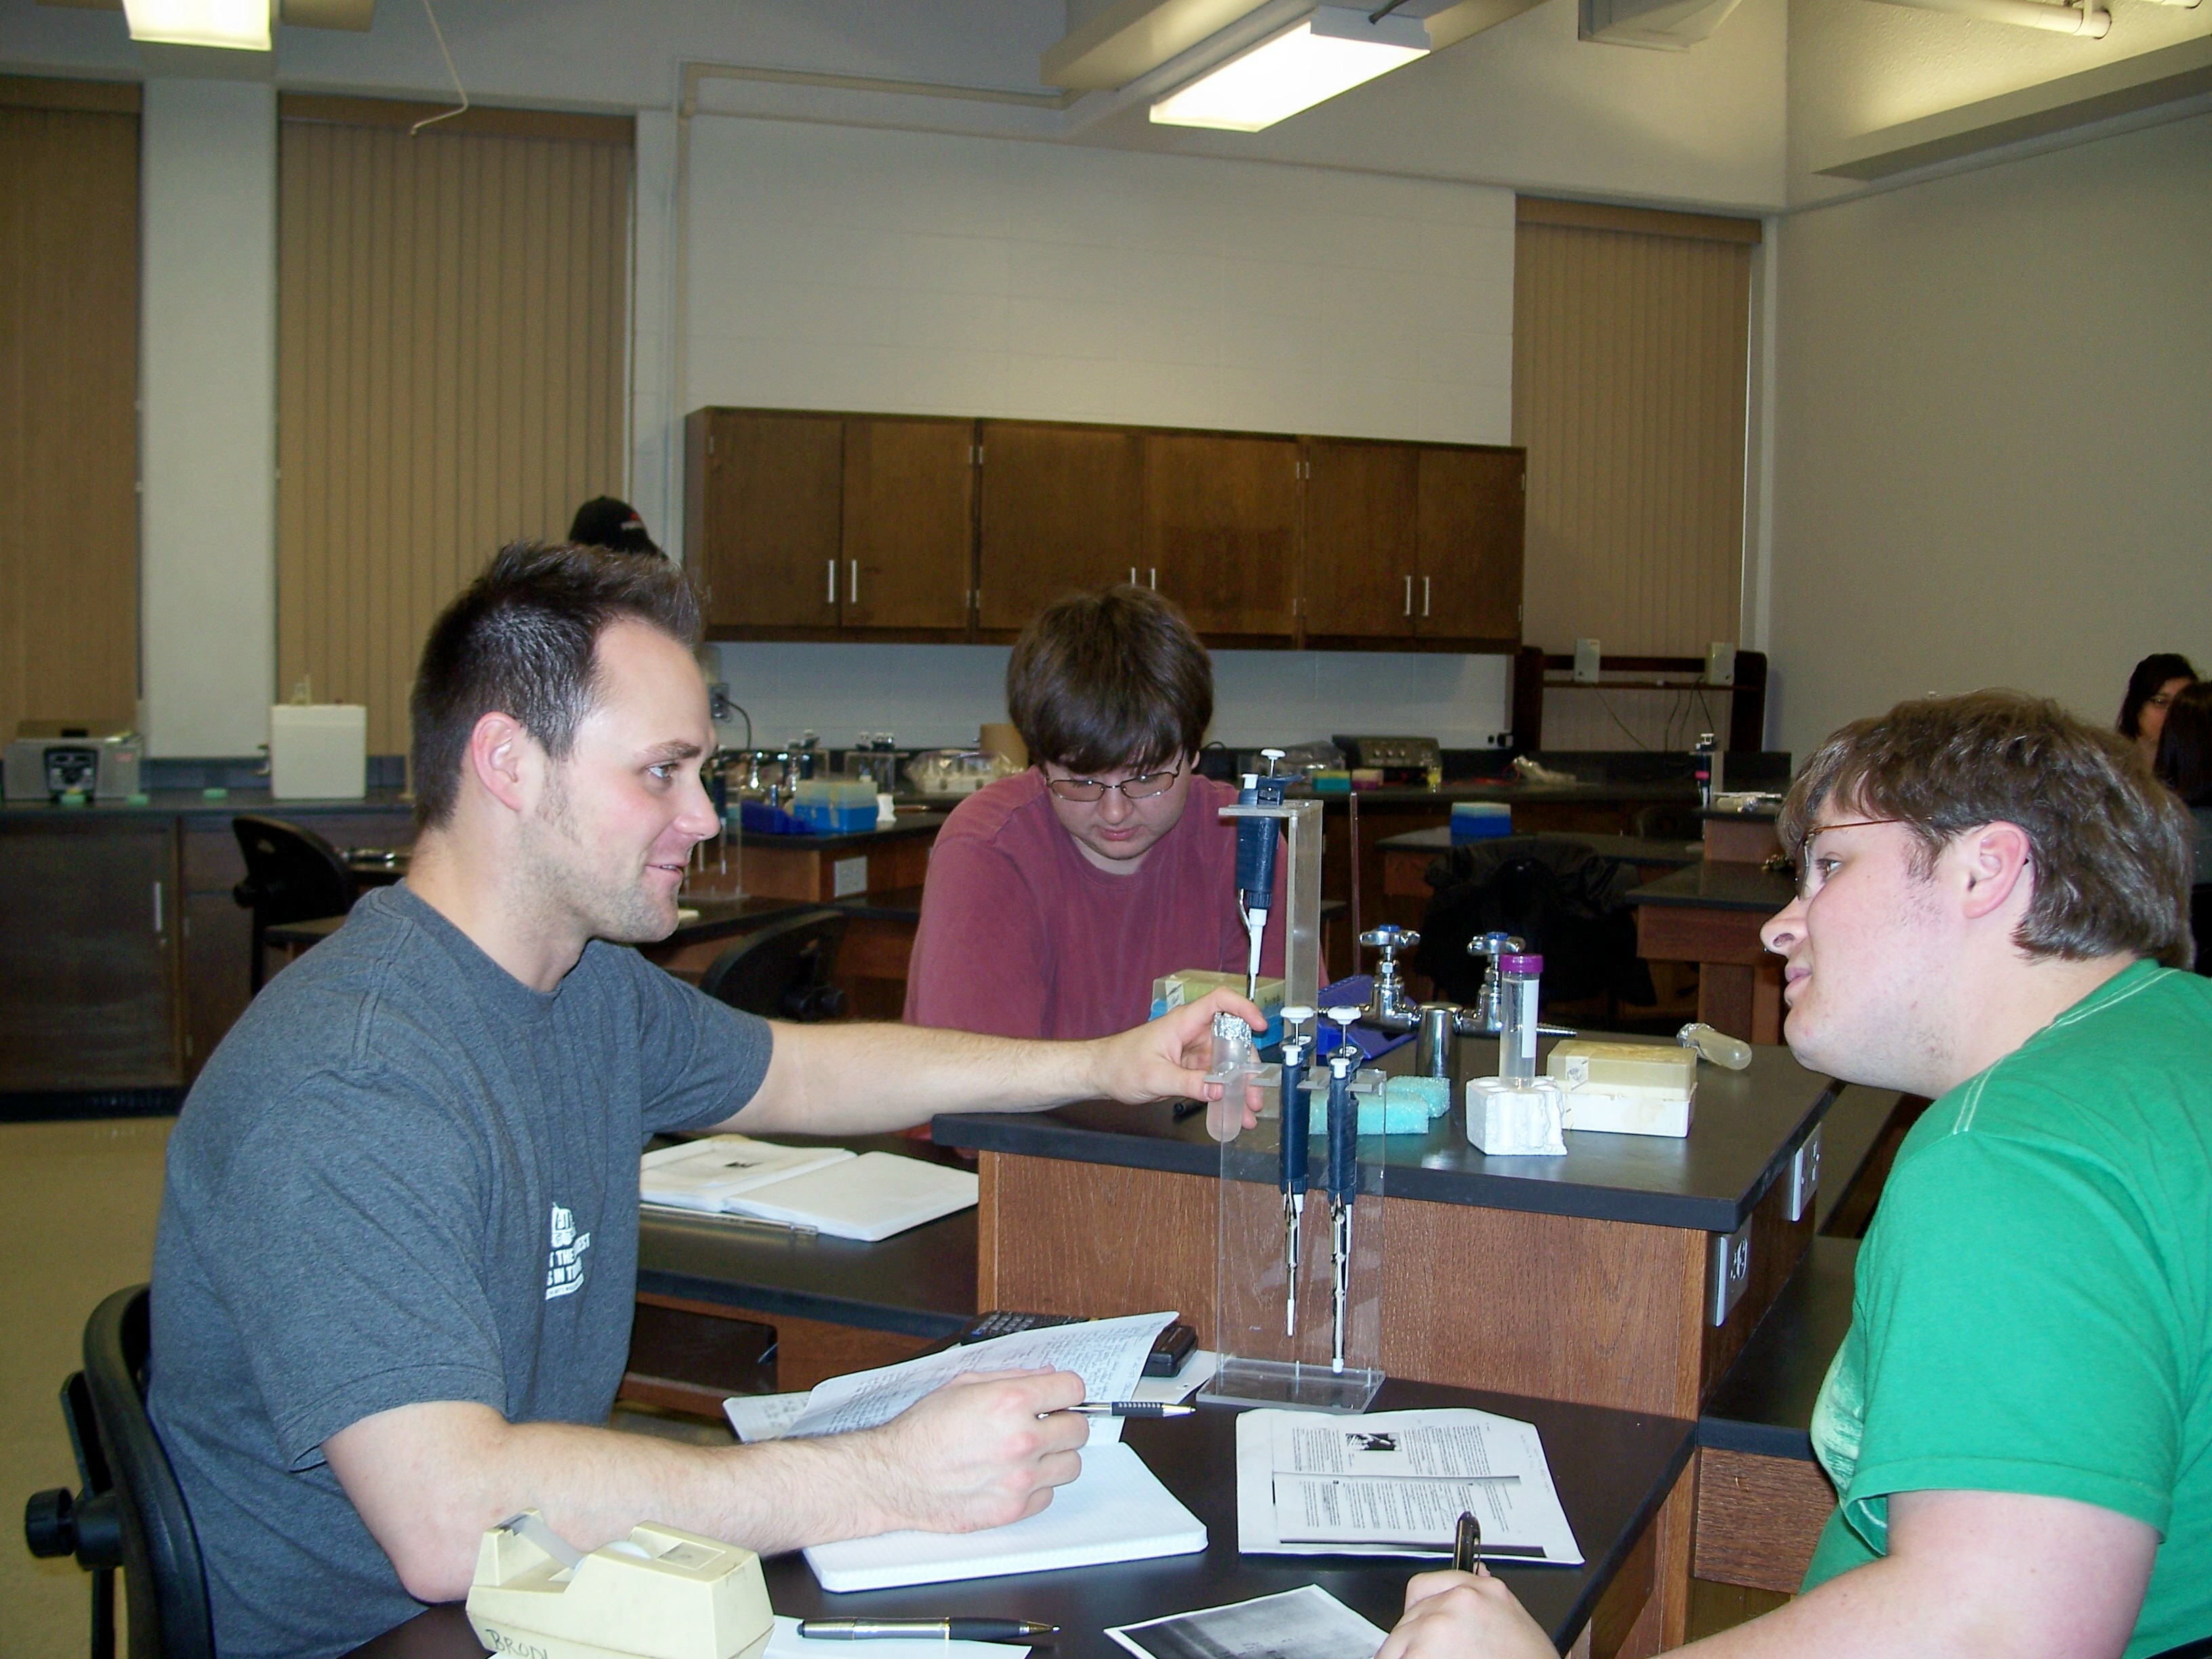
[1803,960,2212,1658]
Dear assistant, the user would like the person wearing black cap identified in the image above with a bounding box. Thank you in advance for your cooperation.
[568,495,662,558]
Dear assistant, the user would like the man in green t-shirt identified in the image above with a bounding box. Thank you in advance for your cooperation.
[1372,691,2210,1659]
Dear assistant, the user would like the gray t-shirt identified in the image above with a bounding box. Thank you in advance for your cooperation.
[148,884,773,1659]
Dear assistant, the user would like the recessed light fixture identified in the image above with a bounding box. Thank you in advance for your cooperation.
[121,0,272,51]
[1149,5,1431,134]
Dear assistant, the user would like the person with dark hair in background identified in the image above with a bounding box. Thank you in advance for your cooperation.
[149,546,1260,1659]
[1372,691,2211,1659]
[568,495,662,558]
[2118,651,2197,768]
[905,583,1285,1040]
[2154,680,2212,882]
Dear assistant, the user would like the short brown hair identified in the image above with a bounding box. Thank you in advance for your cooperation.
[1780,690,2194,969]
[409,541,702,831]
[1006,584,1212,774]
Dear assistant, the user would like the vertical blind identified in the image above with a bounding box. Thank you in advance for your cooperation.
[0,79,140,744]
[276,96,634,754]
[1513,198,1757,751]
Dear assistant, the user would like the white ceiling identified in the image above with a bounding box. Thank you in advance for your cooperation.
[3,0,2204,210]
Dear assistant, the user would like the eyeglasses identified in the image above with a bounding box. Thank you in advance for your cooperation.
[1042,765,1183,803]
[1791,817,1905,901]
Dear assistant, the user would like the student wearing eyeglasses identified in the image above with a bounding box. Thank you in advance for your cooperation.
[905,584,1286,1040]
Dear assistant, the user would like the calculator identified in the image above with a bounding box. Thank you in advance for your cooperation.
[955,1310,1198,1378]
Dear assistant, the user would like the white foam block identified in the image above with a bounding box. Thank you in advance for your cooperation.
[1466,1077,1566,1156]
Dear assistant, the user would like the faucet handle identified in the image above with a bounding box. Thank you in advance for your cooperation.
[1466,929,1525,958]
[1359,924,1420,957]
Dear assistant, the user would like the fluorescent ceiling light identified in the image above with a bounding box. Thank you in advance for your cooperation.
[122,0,272,50]
[1150,5,1430,133]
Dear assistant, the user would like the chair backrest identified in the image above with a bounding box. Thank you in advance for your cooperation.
[83,1287,214,1659]
[697,909,851,1021]
[1414,836,1650,1006]
[230,816,354,928]
[2192,885,2212,978]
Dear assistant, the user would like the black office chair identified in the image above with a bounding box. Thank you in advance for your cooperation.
[697,909,851,1022]
[1413,835,1655,1012]
[24,1286,214,1659]
[2191,886,2212,978]
[231,815,356,993]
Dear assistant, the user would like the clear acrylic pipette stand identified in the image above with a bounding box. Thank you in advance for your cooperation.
[1202,796,1383,1412]
[1204,1105,1385,1412]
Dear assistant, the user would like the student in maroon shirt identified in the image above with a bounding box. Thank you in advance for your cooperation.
[906,585,1287,1040]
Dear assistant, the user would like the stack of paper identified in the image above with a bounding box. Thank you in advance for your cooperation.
[718,1311,1208,1591]
[805,1441,1206,1592]
[640,1138,977,1241]
[1236,1408,1582,1564]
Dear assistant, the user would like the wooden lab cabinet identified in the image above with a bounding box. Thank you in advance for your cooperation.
[689,409,844,636]
[1141,431,1300,642]
[686,409,974,640]
[0,820,180,1092]
[975,421,1142,635]
[1302,438,1523,650]
[840,416,974,636]
[686,405,1525,653]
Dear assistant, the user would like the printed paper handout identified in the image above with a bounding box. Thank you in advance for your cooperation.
[1236,1408,1582,1563]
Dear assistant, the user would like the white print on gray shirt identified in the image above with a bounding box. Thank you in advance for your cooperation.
[544,1204,592,1300]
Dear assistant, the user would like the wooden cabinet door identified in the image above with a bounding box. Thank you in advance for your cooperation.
[975,422,1142,634]
[1301,439,1417,644]
[1417,445,1524,647]
[693,410,843,633]
[841,417,975,634]
[1141,432,1298,641]
[0,823,179,1090]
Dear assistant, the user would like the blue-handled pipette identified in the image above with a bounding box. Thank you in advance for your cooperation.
[1322,1024,1362,1374]
[1233,750,1287,1002]
[1277,1007,1315,1338]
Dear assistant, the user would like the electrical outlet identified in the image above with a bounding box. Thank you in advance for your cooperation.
[1708,1215,1753,1327]
[1786,1127,1822,1223]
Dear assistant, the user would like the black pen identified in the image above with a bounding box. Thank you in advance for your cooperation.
[798,1619,1058,1643]
[1454,1511,1483,1573]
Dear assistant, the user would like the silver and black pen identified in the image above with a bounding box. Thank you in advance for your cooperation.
[1065,1401,1192,1418]
[797,1619,1058,1643]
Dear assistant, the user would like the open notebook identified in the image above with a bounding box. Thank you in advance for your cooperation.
[640,1137,977,1242]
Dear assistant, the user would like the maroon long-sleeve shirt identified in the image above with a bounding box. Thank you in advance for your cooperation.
[904,771,1288,1040]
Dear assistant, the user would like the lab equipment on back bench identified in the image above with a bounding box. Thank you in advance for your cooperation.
[1234,751,1288,1001]
[1276,1008,1315,1338]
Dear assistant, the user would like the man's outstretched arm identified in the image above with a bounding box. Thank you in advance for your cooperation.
[1372,1488,2154,1659]
[722,986,1264,1137]
[324,1367,1086,1603]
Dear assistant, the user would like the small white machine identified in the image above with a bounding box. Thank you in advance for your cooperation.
[466,1511,774,1659]
[268,703,367,800]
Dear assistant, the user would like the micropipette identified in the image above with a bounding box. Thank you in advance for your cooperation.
[1323,1040,1360,1374]
[1233,751,1287,1002]
[1276,1007,1315,1338]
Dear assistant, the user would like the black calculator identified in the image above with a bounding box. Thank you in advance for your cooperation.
[955,1310,1198,1378]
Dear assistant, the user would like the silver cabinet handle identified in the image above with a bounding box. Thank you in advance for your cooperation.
[826,559,836,605]
[1404,575,1413,617]
[848,560,859,605]
[1423,576,1431,617]
[152,879,163,935]
[1129,567,1137,586]
[1147,567,1157,590]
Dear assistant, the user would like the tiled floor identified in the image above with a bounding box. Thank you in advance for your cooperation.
[1,1115,173,1659]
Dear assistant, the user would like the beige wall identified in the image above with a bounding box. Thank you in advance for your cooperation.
[1766,109,2212,760]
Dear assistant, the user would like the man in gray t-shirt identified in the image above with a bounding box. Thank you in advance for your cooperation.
[150,545,1260,1659]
